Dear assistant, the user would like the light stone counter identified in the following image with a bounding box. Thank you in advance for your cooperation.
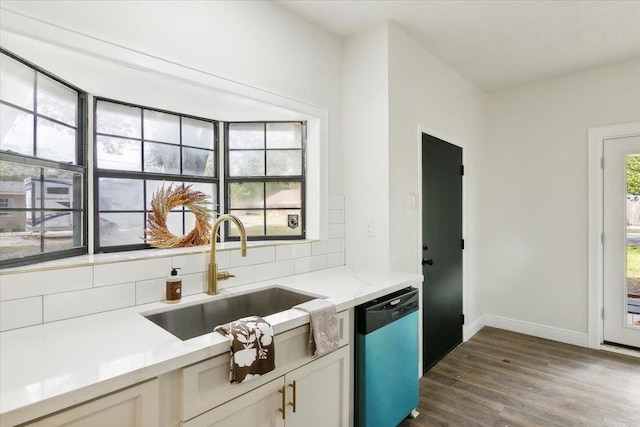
[0,266,422,426]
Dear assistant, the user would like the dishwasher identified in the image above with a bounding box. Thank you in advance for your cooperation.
[355,287,420,427]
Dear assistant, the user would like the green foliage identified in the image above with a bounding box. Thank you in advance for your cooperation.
[627,156,640,195]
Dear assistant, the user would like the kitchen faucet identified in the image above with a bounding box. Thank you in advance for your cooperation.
[208,214,247,295]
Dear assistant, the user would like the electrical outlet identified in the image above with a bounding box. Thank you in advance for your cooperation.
[365,220,374,237]
[410,192,418,209]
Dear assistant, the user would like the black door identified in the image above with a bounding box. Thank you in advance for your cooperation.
[421,133,463,372]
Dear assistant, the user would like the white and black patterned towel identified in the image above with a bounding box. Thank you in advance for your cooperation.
[214,316,275,384]
[293,299,339,357]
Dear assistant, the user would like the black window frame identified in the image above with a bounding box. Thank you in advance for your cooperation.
[224,121,306,241]
[93,97,219,253]
[0,48,88,269]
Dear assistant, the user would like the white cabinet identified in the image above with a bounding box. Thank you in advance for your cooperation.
[26,379,159,427]
[184,346,349,427]
[284,346,350,427]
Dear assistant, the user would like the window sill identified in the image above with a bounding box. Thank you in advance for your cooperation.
[0,240,315,275]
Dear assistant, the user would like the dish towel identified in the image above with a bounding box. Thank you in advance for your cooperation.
[293,299,339,358]
[214,316,275,384]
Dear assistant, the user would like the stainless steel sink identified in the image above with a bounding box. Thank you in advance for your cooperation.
[142,287,319,341]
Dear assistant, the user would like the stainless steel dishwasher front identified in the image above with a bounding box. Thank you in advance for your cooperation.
[355,287,420,427]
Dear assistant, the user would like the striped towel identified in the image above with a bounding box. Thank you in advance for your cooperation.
[214,316,275,384]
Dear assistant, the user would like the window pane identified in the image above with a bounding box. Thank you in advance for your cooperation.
[165,211,184,236]
[0,226,40,260]
[266,182,301,208]
[184,211,196,234]
[229,209,264,237]
[44,215,82,251]
[266,123,302,149]
[36,118,76,163]
[0,104,34,156]
[96,101,141,138]
[99,178,144,211]
[266,150,301,176]
[229,182,263,208]
[228,123,264,149]
[144,142,180,174]
[1,162,38,212]
[96,136,141,171]
[37,74,77,126]
[43,168,82,209]
[0,54,34,111]
[146,180,180,210]
[143,110,179,144]
[266,209,302,236]
[183,147,214,177]
[229,151,264,176]
[99,213,144,246]
[183,117,214,149]
[186,181,217,212]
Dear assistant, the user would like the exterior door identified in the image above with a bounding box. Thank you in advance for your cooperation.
[421,133,463,372]
[603,135,640,348]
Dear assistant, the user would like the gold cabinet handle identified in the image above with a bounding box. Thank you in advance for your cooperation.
[288,380,297,413]
[278,386,286,420]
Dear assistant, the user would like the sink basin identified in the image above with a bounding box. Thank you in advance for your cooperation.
[142,287,320,341]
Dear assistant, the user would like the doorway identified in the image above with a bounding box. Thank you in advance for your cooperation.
[603,135,640,348]
[421,133,463,372]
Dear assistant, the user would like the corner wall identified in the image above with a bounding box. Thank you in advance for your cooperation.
[483,59,640,334]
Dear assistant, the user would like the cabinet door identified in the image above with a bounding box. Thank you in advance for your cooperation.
[183,378,286,427]
[27,379,159,427]
[284,346,349,427]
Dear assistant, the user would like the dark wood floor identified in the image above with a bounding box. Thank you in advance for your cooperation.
[399,327,640,427]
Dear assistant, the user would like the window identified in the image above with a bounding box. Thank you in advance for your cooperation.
[225,122,305,240]
[94,99,218,252]
[0,50,86,268]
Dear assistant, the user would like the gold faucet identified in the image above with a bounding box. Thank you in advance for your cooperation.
[208,214,248,295]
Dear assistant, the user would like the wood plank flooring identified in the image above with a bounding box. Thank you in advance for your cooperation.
[398,327,640,427]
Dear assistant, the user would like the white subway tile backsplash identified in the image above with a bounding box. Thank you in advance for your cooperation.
[294,255,328,274]
[215,250,231,269]
[328,238,344,253]
[328,252,346,268]
[182,272,206,296]
[44,283,135,322]
[172,252,209,275]
[328,194,344,210]
[0,297,42,331]
[218,266,255,289]
[229,246,275,267]
[311,240,330,256]
[0,267,92,301]
[254,260,294,282]
[328,224,345,239]
[93,258,171,287]
[328,209,344,224]
[135,278,165,305]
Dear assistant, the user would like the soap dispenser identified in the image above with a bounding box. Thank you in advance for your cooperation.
[166,268,182,303]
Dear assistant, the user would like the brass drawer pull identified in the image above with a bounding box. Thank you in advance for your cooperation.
[288,380,297,413]
[278,386,286,420]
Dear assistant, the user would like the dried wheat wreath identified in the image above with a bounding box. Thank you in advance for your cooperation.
[145,184,213,248]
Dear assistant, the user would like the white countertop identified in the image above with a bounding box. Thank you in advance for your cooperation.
[0,266,421,425]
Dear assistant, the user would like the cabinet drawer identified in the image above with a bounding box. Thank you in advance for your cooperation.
[182,310,349,421]
[25,379,159,427]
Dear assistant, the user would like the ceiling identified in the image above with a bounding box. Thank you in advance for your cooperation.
[278,0,640,92]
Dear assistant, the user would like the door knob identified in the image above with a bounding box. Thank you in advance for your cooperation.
[422,258,433,266]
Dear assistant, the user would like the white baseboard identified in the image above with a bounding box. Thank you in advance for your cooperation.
[463,315,485,342]
[483,314,589,348]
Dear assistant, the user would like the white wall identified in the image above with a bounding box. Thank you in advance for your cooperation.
[387,23,487,330]
[0,0,344,193]
[483,59,640,334]
[342,23,390,270]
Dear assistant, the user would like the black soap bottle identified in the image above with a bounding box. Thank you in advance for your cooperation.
[166,268,182,303]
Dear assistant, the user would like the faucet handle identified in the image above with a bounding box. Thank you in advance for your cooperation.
[217,271,235,280]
